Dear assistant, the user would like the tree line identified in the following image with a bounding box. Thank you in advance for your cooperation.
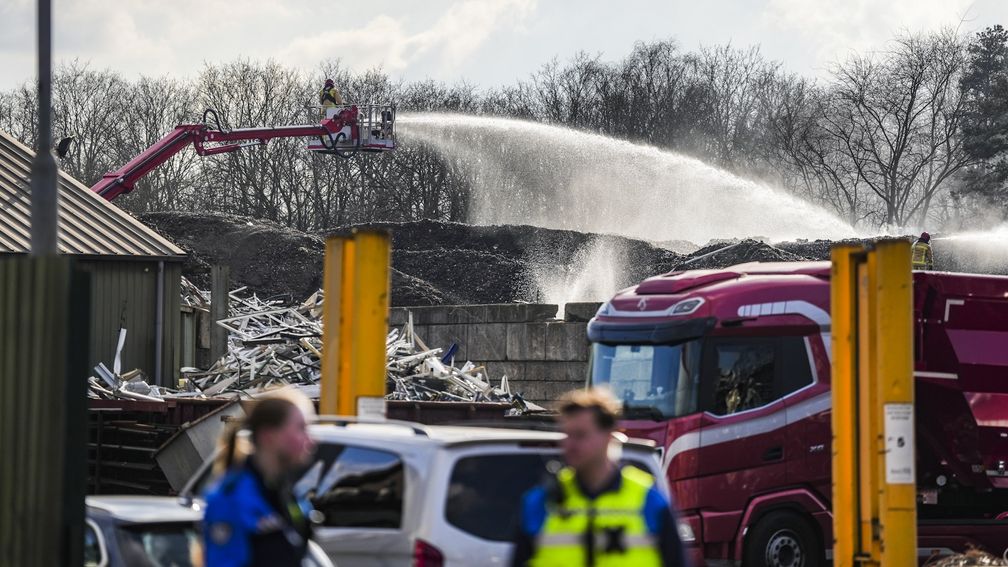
[2,26,1008,234]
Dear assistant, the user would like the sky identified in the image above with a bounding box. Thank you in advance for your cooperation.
[1,0,1007,90]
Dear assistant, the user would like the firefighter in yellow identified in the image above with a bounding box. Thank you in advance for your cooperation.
[912,231,934,270]
[318,79,343,111]
[511,388,690,566]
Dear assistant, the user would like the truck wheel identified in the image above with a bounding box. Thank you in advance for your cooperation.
[743,511,822,567]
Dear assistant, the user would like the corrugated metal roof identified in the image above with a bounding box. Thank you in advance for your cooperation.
[0,130,185,258]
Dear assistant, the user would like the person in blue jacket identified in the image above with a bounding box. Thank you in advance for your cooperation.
[203,390,317,567]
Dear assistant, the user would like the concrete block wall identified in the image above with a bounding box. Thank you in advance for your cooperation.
[390,302,602,407]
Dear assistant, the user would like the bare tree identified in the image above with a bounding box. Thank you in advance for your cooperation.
[528,53,605,126]
[691,45,778,169]
[0,82,39,147]
[114,76,201,212]
[50,61,130,185]
[829,30,971,227]
[762,74,877,226]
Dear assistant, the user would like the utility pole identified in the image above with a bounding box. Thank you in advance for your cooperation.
[0,2,86,566]
[29,0,58,255]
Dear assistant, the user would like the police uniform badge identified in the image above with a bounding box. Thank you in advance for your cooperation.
[209,522,232,545]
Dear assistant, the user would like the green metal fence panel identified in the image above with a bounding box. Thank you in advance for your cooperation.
[0,255,88,566]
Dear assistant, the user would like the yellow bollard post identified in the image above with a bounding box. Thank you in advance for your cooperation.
[319,235,346,415]
[346,229,391,417]
[831,245,860,567]
[857,252,882,564]
[832,240,917,565]
[872,240,917,565]
[337,237,356,415]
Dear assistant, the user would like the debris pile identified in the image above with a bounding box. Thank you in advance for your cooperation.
[926,550,1008,566]
[143,212,1008,309]
[88,366,170,401]
[140,212,682,304]
[91,278,532,409]
[182,288,325,394]
[386,321,531,410]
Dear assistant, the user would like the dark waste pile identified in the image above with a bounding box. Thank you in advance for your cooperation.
[141,212,682,305]
[140,212,1004,306]
[142,212,458,306]
[677,239,807,269]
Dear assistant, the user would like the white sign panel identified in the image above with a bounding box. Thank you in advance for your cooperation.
[357,396,387,420]
[884,403,915,484]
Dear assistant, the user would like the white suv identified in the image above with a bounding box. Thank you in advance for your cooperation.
[182,418,690,567]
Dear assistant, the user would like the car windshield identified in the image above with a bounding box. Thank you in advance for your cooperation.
[590,340,702,419]
[116,522,202,567]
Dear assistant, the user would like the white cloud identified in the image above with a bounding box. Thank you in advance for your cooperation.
[3,0,1000,91]
[277,0,537,73]
[762,0,973,71]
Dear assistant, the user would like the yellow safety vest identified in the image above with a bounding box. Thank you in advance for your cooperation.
[530,466,663,567]
[912,240,933,269]
[319,87,343,107]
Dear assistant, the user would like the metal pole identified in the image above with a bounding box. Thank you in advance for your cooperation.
[154,260,165,385]
[210,265,230,363]
[30,0,58,255]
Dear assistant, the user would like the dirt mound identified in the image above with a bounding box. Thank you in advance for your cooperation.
[773,239,834,260]
[142,212,455,306]
[142,211,325,302]
[393,248,532,304]
[775,238,894,262]
[153,213,978,307]
[391,269,459,306]
[351,219,683,302]
[142,213,686,306]
[675,239,810,269]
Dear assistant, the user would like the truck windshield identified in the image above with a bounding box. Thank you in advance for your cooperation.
[590,340,702,419]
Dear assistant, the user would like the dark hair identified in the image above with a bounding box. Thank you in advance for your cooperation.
[558,388,621,430]
[215,396,298,474]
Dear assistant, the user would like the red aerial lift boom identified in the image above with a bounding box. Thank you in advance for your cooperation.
[92,104,396,201]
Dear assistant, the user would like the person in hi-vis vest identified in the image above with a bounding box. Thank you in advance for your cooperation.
[318,79,343,117]
[912,231,934,270]
[511,388,690,566]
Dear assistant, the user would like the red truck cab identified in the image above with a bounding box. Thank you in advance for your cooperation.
[587,261,1008,566]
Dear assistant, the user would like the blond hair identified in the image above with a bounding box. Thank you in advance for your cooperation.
[213,387,315,476]
[558,387,622,430]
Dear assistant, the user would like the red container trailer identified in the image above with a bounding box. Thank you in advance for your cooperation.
[587,261,1008,565]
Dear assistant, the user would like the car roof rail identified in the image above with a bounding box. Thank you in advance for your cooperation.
[439,421,657,448]
[441,419,560,432]
[313,414,430,437]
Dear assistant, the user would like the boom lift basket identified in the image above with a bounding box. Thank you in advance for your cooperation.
[306,104,396,155]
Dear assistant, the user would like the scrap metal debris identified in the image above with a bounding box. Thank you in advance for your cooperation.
[88,365,174,401]
[89,278,533,411]
[386,316,528,409]
[925,550,1008,566]
[181,288,324,393]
